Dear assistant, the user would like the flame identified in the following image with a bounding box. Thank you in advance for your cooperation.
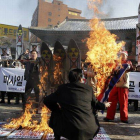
[4,102,36,129]
[88,0,103,15]
[38,65,48,95]
[86,0,125,97]
[33,106,53,138]
[4,65,53,136]
[4,104,53,136]
[53,55,63,85]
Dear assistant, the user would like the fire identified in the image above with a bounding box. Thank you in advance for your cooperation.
[86,0,125,97]
[4,102,35,129]
[4,65,53,136]
[39,65,48,95]
[33,106,53,138]
[53,55,63,85]
[34,106,52,131]
[4,103,53,136]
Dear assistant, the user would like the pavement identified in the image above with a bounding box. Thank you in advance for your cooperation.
[0,99,140,140]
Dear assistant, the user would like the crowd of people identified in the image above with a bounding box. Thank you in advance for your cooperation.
[0,49,139,139]
[0,48,29,104]
[0,49,44,111]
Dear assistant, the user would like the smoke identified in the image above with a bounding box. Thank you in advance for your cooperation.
[0,0,139,27]
[63,0,140,19]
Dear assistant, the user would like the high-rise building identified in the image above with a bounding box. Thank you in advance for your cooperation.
[31,0,85,43]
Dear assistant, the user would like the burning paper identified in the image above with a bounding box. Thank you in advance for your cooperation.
[3,103,53,137]
[0,127,15,137]
[4,102,35,129]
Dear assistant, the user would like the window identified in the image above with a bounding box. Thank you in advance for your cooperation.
[48,25,53,28]
[58,8,60,11]
[48,12,52,16]
[58,3,60,5]
[58,15,60,17]
[48,18,51,22]
[69,11,78,16]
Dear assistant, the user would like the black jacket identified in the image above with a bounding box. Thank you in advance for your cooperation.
[18,53,29,60]
[44,82,105,140]
[24,58,40,81]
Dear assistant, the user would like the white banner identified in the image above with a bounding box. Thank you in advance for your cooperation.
[0,67,26,93]
[129,72,140,100]
[0,68,140,100]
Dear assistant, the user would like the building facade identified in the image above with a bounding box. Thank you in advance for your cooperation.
[31,0,85,43]
[30,16,138,64]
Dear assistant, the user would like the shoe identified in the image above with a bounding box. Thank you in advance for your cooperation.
[121,120,128,123]
[0,100,5,103]
[103,117,114,122]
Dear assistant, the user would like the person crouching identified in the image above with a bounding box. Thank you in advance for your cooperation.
[43,68,111,140]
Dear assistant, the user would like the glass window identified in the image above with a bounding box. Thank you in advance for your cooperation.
[69,11,78,16]
[48,25,53,27]
[48,18,51,22]
[48,12,52,16]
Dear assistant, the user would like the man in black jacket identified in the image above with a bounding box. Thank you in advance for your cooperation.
[18,49,29,60]
[22,50,42,111]
[43,69,111,140]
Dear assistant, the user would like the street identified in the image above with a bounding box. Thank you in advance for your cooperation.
[0,99,139,140]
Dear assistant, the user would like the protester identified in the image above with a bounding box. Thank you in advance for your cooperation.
[0,49,12,104]
[18,48,29,60]
[104,51,133,123]
[15,49,30,104]
[44,68,111,140]
[22,50,44,111]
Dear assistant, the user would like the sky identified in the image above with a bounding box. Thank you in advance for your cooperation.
[0,0,139,28]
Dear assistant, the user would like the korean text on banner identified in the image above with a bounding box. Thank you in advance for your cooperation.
[0,67,26,93]
[129,72,140,100]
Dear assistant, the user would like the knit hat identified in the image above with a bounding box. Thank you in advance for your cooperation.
[121,51,128,56]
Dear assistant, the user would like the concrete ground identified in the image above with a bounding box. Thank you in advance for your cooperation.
[0,99,140,140]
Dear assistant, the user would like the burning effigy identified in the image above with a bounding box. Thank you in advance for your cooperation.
[85,0,125,99]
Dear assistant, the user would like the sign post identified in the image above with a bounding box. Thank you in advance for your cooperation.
[16,25,23,60]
